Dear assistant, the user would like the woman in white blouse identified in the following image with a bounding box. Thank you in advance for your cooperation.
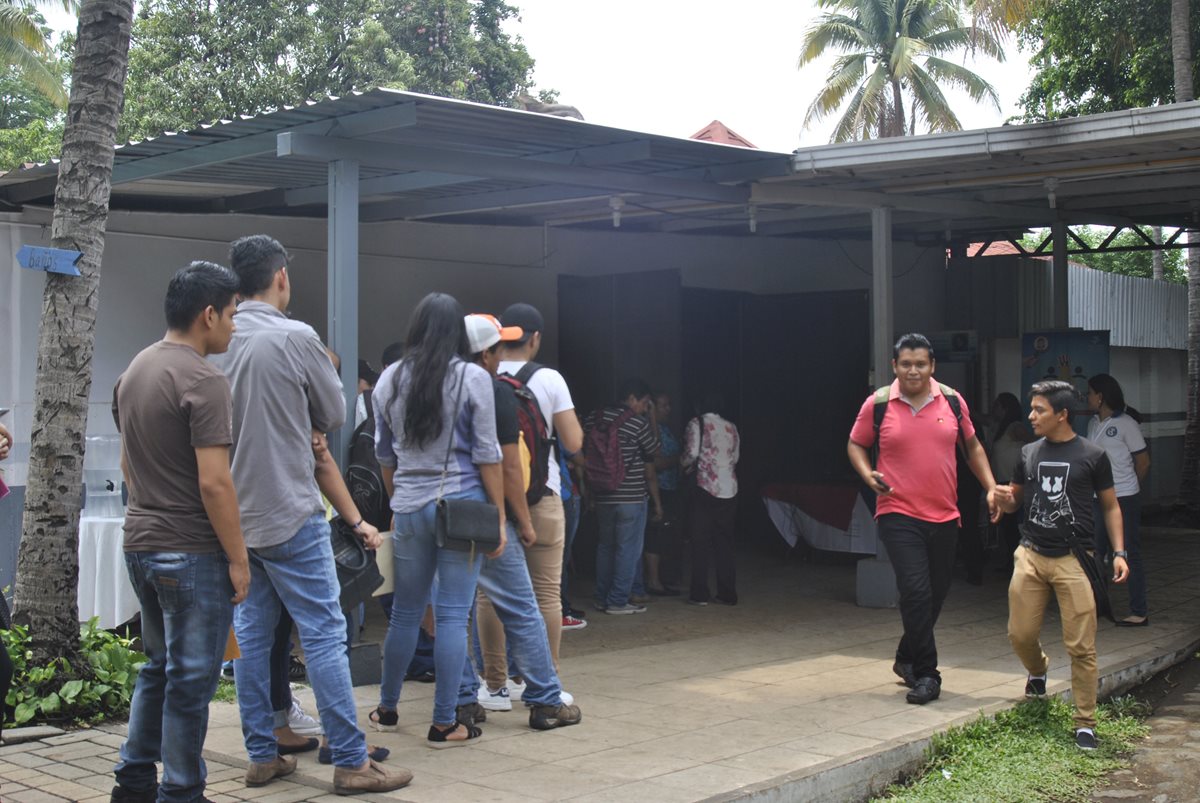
[1087,373,1150,626]
[681,390,740,606]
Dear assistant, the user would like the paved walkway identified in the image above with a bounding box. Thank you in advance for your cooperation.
[2,526,1199,802]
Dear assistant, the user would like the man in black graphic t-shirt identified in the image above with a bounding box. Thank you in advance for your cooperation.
[993,380,1128,752]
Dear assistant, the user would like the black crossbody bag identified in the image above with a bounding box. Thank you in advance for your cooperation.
[434,363,501,554]
[1055,518,1117,624]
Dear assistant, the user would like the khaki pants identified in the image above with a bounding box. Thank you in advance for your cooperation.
[1007,545,1098,729]
[477,493,566,690]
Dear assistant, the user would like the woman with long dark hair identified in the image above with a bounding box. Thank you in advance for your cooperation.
[370,293,505,744]
[1087,373,1151,626]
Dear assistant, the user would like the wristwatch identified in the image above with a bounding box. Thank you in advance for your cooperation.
[1112,550,1128,559]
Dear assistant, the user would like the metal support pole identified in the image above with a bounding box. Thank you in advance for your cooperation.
[327,158,359,468]
[871,207,894,386]
[1052,222,1069,329]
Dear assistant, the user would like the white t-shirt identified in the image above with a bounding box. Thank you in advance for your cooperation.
[1086,412,1147,497]
[498,360,575,496]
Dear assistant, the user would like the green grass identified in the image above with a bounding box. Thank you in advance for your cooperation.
[873,696,1150,802]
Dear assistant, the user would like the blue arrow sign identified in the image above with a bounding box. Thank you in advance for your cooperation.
[16,245,83,276]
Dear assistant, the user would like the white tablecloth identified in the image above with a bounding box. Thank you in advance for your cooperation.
[78,516,140,629]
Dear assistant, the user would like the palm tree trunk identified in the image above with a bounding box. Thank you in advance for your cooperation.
[1152,226,1164,281]
[890,78,905,137]
[13,0,134,664]
[1172,0,1200,519]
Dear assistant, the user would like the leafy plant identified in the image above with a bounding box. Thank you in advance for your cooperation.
[2,617,146,726]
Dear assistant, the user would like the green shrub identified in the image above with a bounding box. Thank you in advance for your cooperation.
[3,617,147,726]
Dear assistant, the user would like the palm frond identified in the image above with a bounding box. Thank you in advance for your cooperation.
[922,55,1000,108]
[799,15,870,66]
[0,5,54,54]
[908,62,962,132]
[0,37,66,105]
[803,53,869,129]
[890,35,929,79]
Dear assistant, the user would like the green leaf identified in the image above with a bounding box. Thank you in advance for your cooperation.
[59,679,84,702]
[13,701,37,724]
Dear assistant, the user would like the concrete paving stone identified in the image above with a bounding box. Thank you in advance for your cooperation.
[40,731,99,746]
[383,780,534,803]
[205,796,243,803]
[3,751,55,768]
[208,766,251,783]
[39,778,102,799]
[472,730,603,762]
[3,788,70,801]
[0,727,66,746]
[68,754,118,774]
[651,761,779,795]
[552,742,699,781]
[482,763,627,801]
[0,741,45,755]
[714,745,831,777]
[564,778,703,802]
[554,715,673,750]
[33,742,112,761]
[242,781,324,803]
[73,772,118,793]
[38,760,95,780]
[80,731,128,749]
[604,701,743,735]
[208,778,248,793]
[783,730,886,758]
[77,796,113,803]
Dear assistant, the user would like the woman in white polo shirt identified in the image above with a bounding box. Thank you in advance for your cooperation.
[1087,374,1151,626]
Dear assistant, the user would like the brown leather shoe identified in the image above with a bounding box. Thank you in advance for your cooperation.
[244,755,297,787]
[333,758,414,796]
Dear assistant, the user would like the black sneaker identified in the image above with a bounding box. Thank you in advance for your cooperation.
[906,676,941,705]
[110,785,157,803]
[456,701,487,726]
[1075,728,1097,751]
[892,661,917,688]
[1024,674,1048,698]
[529,702,582,730]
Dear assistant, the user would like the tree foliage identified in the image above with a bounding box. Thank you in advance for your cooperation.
[1017,0,1199,121]
[119,0,539,143]
[799,0,1003,142]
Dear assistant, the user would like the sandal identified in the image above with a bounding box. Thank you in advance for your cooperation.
[369,706,398,732]
[427,721,481,748]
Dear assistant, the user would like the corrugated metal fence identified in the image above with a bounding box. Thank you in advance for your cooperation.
[1019,259,1187,350]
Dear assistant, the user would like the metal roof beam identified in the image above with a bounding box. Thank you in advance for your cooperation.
[361,186,609,222]
[750,183,1135,228]
[268,138,658,211]
[277,132,749,206]
[2,102,419,205]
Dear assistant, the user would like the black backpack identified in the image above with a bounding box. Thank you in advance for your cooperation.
[496,362,554,507]
[344,389,391,530]
[872,382,964,450]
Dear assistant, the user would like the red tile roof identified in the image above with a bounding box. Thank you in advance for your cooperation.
[690,120,758,149]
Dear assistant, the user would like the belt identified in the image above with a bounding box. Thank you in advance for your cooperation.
[1020,538,1070,558]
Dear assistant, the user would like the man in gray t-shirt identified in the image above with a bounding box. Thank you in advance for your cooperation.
[212,235,410,796]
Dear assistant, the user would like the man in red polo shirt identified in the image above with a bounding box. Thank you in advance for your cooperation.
[848,333,999,704]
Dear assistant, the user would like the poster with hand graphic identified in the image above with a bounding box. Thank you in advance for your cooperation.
[1020,330,1109,435]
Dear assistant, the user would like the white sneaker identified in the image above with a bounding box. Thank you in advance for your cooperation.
[559,690,574,706]
[506,677,527,702]
[288,699,323,736]
[478,685,512,711]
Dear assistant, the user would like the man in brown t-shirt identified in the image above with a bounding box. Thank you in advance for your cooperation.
[110,261,250,803]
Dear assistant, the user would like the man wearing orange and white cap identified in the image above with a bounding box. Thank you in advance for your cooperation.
[455,314,582,731]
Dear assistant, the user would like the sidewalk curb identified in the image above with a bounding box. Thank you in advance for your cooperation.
[703,630,1200,803]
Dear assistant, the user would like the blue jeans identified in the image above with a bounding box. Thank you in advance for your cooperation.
[560,493,581,607]
[459,522,562,708]
[1094,494,1146,617]
[115,551,233,802]
[594,501,648,609]
[233,515,367,768]
[381,492,485,725]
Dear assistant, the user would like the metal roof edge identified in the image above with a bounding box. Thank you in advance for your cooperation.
[789,101,1200,174]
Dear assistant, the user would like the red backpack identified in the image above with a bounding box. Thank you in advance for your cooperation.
[496,363,554,507]
[584,408,636,492]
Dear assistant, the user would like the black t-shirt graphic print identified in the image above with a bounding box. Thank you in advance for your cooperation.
[1016,436,1114,556]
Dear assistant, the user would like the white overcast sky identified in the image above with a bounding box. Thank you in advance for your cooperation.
[47,1,1036,153]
